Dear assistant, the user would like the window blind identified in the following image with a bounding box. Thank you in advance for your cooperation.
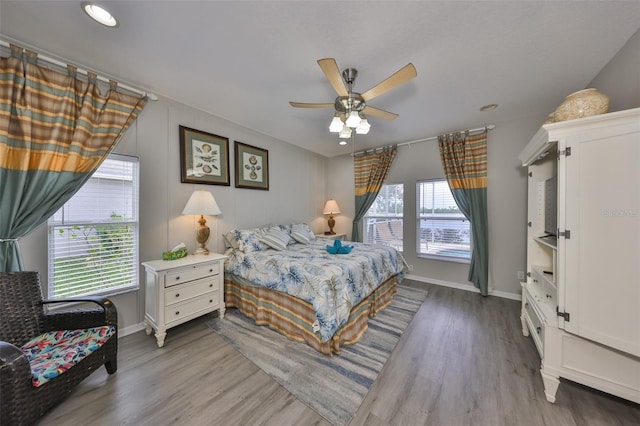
[48,154,139,298]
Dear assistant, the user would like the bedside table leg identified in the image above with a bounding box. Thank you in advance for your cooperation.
[219,306,225,319]
[155,331,167,348]
[144,321,153,336]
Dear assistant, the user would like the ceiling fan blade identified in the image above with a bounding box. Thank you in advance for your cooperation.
[289,102,334,108]
[363,106,399,121]
[317,58,348,97]
[361,63,417,101]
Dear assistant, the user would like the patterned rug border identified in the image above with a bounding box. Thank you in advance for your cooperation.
[208,283,427,426]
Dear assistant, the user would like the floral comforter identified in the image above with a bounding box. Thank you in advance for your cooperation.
[224,238,405,342]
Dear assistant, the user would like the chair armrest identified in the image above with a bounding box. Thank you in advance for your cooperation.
[0,341,32,395]
[41,297,118,331]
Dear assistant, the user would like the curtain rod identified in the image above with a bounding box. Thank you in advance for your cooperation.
[352,124,495,156]
[0,38,158,101]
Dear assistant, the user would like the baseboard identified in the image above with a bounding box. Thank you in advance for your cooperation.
[119,322,146,338]
[405,274,521,301]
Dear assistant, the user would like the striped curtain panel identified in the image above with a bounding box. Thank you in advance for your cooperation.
[438,131,489,295]
[0,45,147,272]
[352,146,397,242]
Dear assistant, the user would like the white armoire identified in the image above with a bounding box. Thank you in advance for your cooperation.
[519,107,639,403]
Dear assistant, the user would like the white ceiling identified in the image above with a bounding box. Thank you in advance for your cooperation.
[1,1,639,157]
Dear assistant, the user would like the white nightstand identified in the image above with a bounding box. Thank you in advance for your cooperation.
[142,253,227,347]
[316,233,346,241]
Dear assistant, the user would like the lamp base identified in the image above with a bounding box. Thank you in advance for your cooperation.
[193,247,210,255]
[327,214,336,235]
[194,215,211,255]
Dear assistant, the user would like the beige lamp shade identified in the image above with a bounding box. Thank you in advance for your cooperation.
[322,199,341,215]
[182,190,221,255]
[323,199,341,235]
[182,190,221,216]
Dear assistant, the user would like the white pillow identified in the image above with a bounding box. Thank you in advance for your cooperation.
[291,223,315,244]
[260,227,291,251]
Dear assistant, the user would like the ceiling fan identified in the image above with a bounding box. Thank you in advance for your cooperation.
[290,58,417,138]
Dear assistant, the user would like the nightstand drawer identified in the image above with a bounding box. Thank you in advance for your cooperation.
[165,262,220,287]
[165,276,219,306]
[165,291,220,325]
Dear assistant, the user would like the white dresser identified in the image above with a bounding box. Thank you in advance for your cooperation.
[142,253,227,347]
[519,108,639,403]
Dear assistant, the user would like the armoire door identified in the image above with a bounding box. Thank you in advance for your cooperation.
[562,120,640,357]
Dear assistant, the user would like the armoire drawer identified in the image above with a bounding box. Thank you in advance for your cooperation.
[525,294,545,357]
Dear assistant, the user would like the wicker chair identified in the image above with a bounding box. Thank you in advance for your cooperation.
[0,271,118,425]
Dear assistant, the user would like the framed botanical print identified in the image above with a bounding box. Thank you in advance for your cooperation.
[179,125,230,186]
[234,141,269,190]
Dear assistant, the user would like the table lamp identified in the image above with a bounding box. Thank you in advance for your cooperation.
[182,189,221,254]
[322,199,341,235]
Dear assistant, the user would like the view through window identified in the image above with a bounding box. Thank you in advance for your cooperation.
[363,184,404,251]
[417,179,470,262]
[48,154,139,298]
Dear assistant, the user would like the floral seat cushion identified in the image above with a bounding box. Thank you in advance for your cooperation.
[20,326,115,387]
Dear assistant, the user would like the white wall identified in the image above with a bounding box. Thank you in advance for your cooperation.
[588,27,640,113]
[20,96,328,333]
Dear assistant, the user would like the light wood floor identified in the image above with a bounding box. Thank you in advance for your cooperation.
[39,282,639,425]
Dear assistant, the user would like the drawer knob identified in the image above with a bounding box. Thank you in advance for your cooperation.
[209,269,213,273]
[533,279,538,283]
[525,302,528,308]
[209,284,213,288]
[546,294,552,299]
[175,311,180,316]
[536,326,541,335]
[175,293,180,298]
[175,276,180,280]
[209,299,213,303]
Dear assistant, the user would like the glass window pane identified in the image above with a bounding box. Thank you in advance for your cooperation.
[417,179,470,261]
[48,155,139,298]
[364,184,404,251]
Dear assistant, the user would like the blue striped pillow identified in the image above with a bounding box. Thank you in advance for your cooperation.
[260,227,291,251]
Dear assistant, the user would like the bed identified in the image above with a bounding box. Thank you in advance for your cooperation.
[223,224,406,355]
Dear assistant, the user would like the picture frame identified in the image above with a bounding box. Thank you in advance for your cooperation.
[234,141,269,190]
[179,125,230,186]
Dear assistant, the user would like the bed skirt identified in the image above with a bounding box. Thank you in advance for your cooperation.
[224,274,400,355]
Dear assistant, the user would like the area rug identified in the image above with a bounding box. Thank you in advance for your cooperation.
[207,283,428,426]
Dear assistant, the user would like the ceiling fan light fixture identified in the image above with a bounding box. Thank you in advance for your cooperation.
[338,126,352,139]
[345,110,361,128]
[356,117,371,134]
[329,115,344,132]
[338,140,348,146]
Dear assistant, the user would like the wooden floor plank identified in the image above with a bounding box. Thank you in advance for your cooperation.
[38,282,639,425]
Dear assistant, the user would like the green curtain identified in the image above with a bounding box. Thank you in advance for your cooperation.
[351,146,397,242]
[0,45,147,272]
[438,131,489,295]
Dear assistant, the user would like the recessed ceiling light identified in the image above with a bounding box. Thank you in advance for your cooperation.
[480,104,498,112]
[82,2,119,27]
[338,140,348,146]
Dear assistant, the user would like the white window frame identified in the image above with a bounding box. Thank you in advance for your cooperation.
[363,183,404,251]
[47,153,140,298]
[416,179,471,263]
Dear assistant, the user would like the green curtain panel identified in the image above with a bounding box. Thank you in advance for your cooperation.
[352,146,397,242]
[0,45,147,272]
[438,131,489,295]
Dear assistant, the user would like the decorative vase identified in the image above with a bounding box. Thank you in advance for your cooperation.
[553,88,610,122]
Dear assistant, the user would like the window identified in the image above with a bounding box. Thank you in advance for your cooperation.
[363,184,404,251]
[48,154,139,298]
[417,179,470,262]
